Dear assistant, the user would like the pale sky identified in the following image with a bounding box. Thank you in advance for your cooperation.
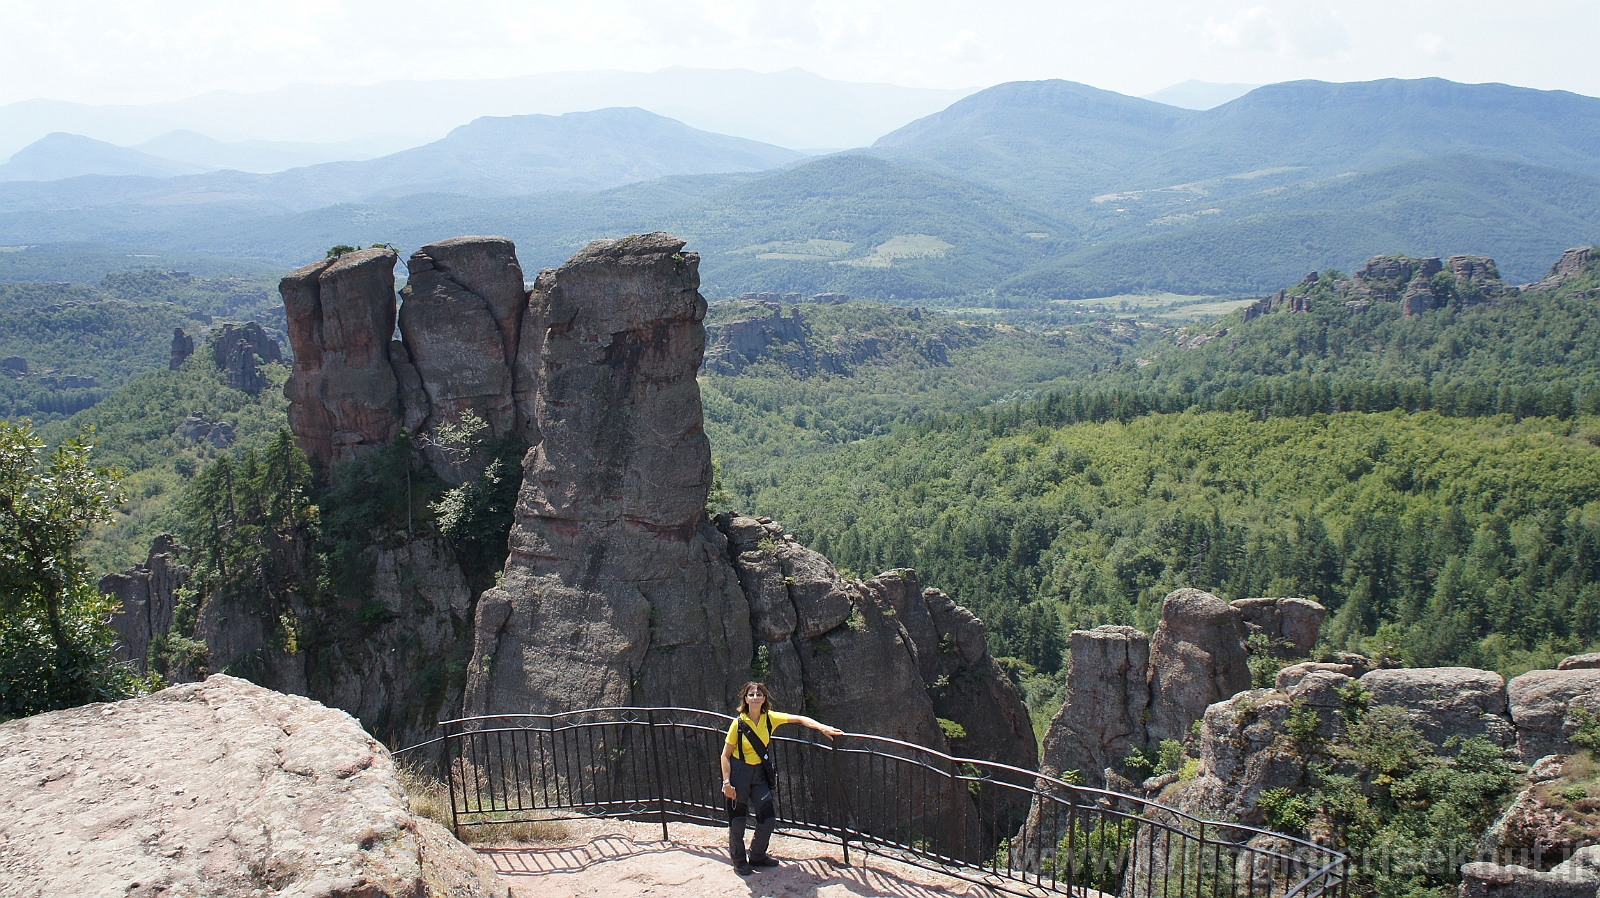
[1,0,1596,106]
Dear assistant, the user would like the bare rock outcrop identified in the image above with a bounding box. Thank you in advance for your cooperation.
[1352,254,1443,303]
[1230,596,1325,657]
[1528,247,1598,292]
[1559,654,1600,671]
[170,326,194,370]
[173,414,234,448]
[1359,666,1516,749]
[282,248,404,466]
[1040,625,1149,784]
[211,321,283,394]
[1508,668,1600,761]
[710,515,1035,769]
[463,234,752,717]
[261,232,1032,762]
[1146,588,1251,744]
[101,534,190,674]
[1462,847,1600,898]
[1172,678,1346,824]
[703,303,811,375]
[399,237,531,471]
[0,675,504,897]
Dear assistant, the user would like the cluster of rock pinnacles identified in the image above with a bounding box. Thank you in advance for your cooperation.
[102,234,1600,891]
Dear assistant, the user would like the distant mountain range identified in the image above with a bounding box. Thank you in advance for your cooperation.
[0,108,804,207]
[0,67,975,161]
[0,76,1595,300]
[0,133,210,181]
[1140,80,1260,110]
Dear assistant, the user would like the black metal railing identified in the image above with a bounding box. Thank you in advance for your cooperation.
[396,707,1348,898]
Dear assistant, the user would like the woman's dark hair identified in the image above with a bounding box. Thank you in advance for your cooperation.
[737,681,773,719]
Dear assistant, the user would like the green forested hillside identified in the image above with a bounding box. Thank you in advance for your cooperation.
[740,410,1600,676]
[1006,157,1600,296]
[701,300,1153,482]
[39,357,291,573]
[713,252,1600,692]
[1117,252,1600,405]
[0,271,282,424]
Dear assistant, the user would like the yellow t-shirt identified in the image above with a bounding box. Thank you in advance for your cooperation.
[725,711,795,766]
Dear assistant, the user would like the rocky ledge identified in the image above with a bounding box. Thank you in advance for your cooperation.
[0,675,505,898]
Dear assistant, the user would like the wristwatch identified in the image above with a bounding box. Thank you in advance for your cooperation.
[723,779,732,786]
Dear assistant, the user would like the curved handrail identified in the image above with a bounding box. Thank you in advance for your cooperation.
[409,706,1349,898]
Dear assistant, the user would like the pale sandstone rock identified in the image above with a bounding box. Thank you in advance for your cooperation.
[1360,667,1515,749]
[170,326,194,370]
[1558,654,1600,671]
[1175,685,1342,825]
[464,234,751,717]
[1230,597,1325,657]
[1275,661,1359,693]
[101,534,190,675]
[0,676,504,898]
[1508,669,1600,761]
[399,237,526,478]
[211,321,283,395]
[1040,625,1149,787]
[1528,247,1598,291]
[1146,589,1251,745]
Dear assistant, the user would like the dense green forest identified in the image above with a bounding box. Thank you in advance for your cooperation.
[713,252,1600,718]
[0,271,282,425]
[40,356,291,573]
[701,299,1154,478]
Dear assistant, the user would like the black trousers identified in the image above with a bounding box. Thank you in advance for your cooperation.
[727,759,775,863]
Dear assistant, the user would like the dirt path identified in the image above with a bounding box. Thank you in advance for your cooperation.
[477,819,998,897]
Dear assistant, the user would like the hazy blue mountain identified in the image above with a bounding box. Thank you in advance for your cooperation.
[1146,78,1600,185]
[133,131,402,173]
[256,107,806,202]
[872,80,1195,197]
[0,67,975,159]
[1142,80,1261,110]
[875,77,1600,203]
[0,108,806,213]
[0,133,210,181]
[1003,155,1600,296]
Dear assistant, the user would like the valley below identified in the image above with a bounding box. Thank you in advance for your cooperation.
[3,69,1600,898]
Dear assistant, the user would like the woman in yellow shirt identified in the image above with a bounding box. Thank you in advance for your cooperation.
[719,681,843,875]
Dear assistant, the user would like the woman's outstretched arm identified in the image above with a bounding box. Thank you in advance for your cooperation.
[791,715,844,738]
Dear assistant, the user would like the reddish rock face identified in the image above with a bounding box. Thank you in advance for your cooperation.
[281,248,403,466]
[399,237,528,473]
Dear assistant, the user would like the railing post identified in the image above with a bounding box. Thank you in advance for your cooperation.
[442,720,459,839]
[828,736,850,866]
[648,708,669,842]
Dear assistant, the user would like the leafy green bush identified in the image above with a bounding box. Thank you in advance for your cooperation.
[1262,705,1520,898]
[0,423,142,719]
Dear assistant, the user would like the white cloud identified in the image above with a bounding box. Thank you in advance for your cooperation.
[1203,4,1351,60]
[942,30,993,66]
[0,0,1596,108]
[1415,32,1451,59]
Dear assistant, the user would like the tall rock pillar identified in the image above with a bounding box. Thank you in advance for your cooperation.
[463,233,751,716]
[280,248,403,466]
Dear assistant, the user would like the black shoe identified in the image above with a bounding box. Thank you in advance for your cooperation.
[750,855,780,868]
[735,862,754,875]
